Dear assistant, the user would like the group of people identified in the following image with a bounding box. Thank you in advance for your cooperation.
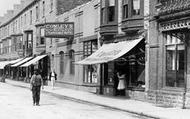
[30,69,57,106]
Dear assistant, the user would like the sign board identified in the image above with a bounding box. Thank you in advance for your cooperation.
[45,22,74,38]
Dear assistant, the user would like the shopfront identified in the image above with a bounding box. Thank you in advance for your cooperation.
[77,36,145,97]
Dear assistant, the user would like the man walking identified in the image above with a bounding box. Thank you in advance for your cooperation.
[30,69,44,106]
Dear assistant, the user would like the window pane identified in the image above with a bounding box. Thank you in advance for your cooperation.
[109,0,115,6]
[101,8,106,24]
[166,45,176,87]
[132,0,140,16]
[123,0,128,5]
[176,44,184,87]
[123,4,128,19]
[102,0,106,8]
[108,6,115,22]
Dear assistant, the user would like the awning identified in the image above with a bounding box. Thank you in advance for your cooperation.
[76,37,143,65]
[0,58,24,69]
[20,55,47,67]
[0,61,11,69]
[8,58,24,65]
[11,57,33,67]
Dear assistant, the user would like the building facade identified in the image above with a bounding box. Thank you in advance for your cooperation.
[52,0,101,92]
[77,0,148,100]
[0,0,91,81]
[148,0,190,108]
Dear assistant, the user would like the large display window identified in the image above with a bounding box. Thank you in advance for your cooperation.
[165,33,185,87]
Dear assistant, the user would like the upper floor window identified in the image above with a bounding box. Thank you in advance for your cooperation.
[42,1,45,17]
[123,0,128,19]
[30,10,32,25]
[36,6,39,20]
[21,16,23,28]
[108,0,115,22]
[132,0,140,16]
[24,14,27,24]
[40,28,45,45]
[101,0,115,24]
[50,0,53,12]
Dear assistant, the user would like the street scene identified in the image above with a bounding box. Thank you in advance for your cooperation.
[0,0,190,119]
[0,81,152,119]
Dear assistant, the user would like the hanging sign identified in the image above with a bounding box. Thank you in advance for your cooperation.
[45,22,74,38]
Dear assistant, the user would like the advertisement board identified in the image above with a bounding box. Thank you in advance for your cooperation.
[45,22,74,38]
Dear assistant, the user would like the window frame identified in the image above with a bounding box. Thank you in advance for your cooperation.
[69,50,75,75]
[30,10,32,25]
[36,6,39,21]
[59,51,64,74]
[122,0,128,19]
[42,1,45,17]
[83,40,98,84]
[131,0,141,16]
[165,33,185,88]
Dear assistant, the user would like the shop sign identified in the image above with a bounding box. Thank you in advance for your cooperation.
[45,22,74,38]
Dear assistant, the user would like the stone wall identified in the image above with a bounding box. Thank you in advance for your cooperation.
[56,0,91,15]
[147,90,190,108]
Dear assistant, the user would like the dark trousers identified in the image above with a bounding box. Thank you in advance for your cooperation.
[32,86,41,104]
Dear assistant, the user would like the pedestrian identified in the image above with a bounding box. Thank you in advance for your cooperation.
[30,69,44,106]
[117,71,126,96]
[49,69,57,89]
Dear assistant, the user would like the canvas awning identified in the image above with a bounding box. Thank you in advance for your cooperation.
[76,37,143,65]
[20,55,47,67]
[0,61,11,69]
[8,58,24,65]
[11,57,33,67]
[0,58,24,69]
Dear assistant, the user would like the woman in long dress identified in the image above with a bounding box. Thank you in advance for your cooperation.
[117,71,126,96]
[49,70,57,89]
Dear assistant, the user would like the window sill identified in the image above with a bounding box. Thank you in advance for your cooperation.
[122,16,143,22]
[36,44,46,48]
[161,86,184,92]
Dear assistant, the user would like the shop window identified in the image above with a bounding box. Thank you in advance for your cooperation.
[69,50,75,75]
[83,40,98,83]
[165,34,185,88]
[59,51,64,74]
[123,0,128,19]
[132,0,140,16]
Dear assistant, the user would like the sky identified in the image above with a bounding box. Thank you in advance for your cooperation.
[0,0,21,17]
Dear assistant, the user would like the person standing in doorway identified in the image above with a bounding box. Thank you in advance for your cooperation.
[117,71,126,96]
[30,69,44,106]
[49,69,57,89]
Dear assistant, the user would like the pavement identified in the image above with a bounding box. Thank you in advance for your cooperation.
[4,79,190,119]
